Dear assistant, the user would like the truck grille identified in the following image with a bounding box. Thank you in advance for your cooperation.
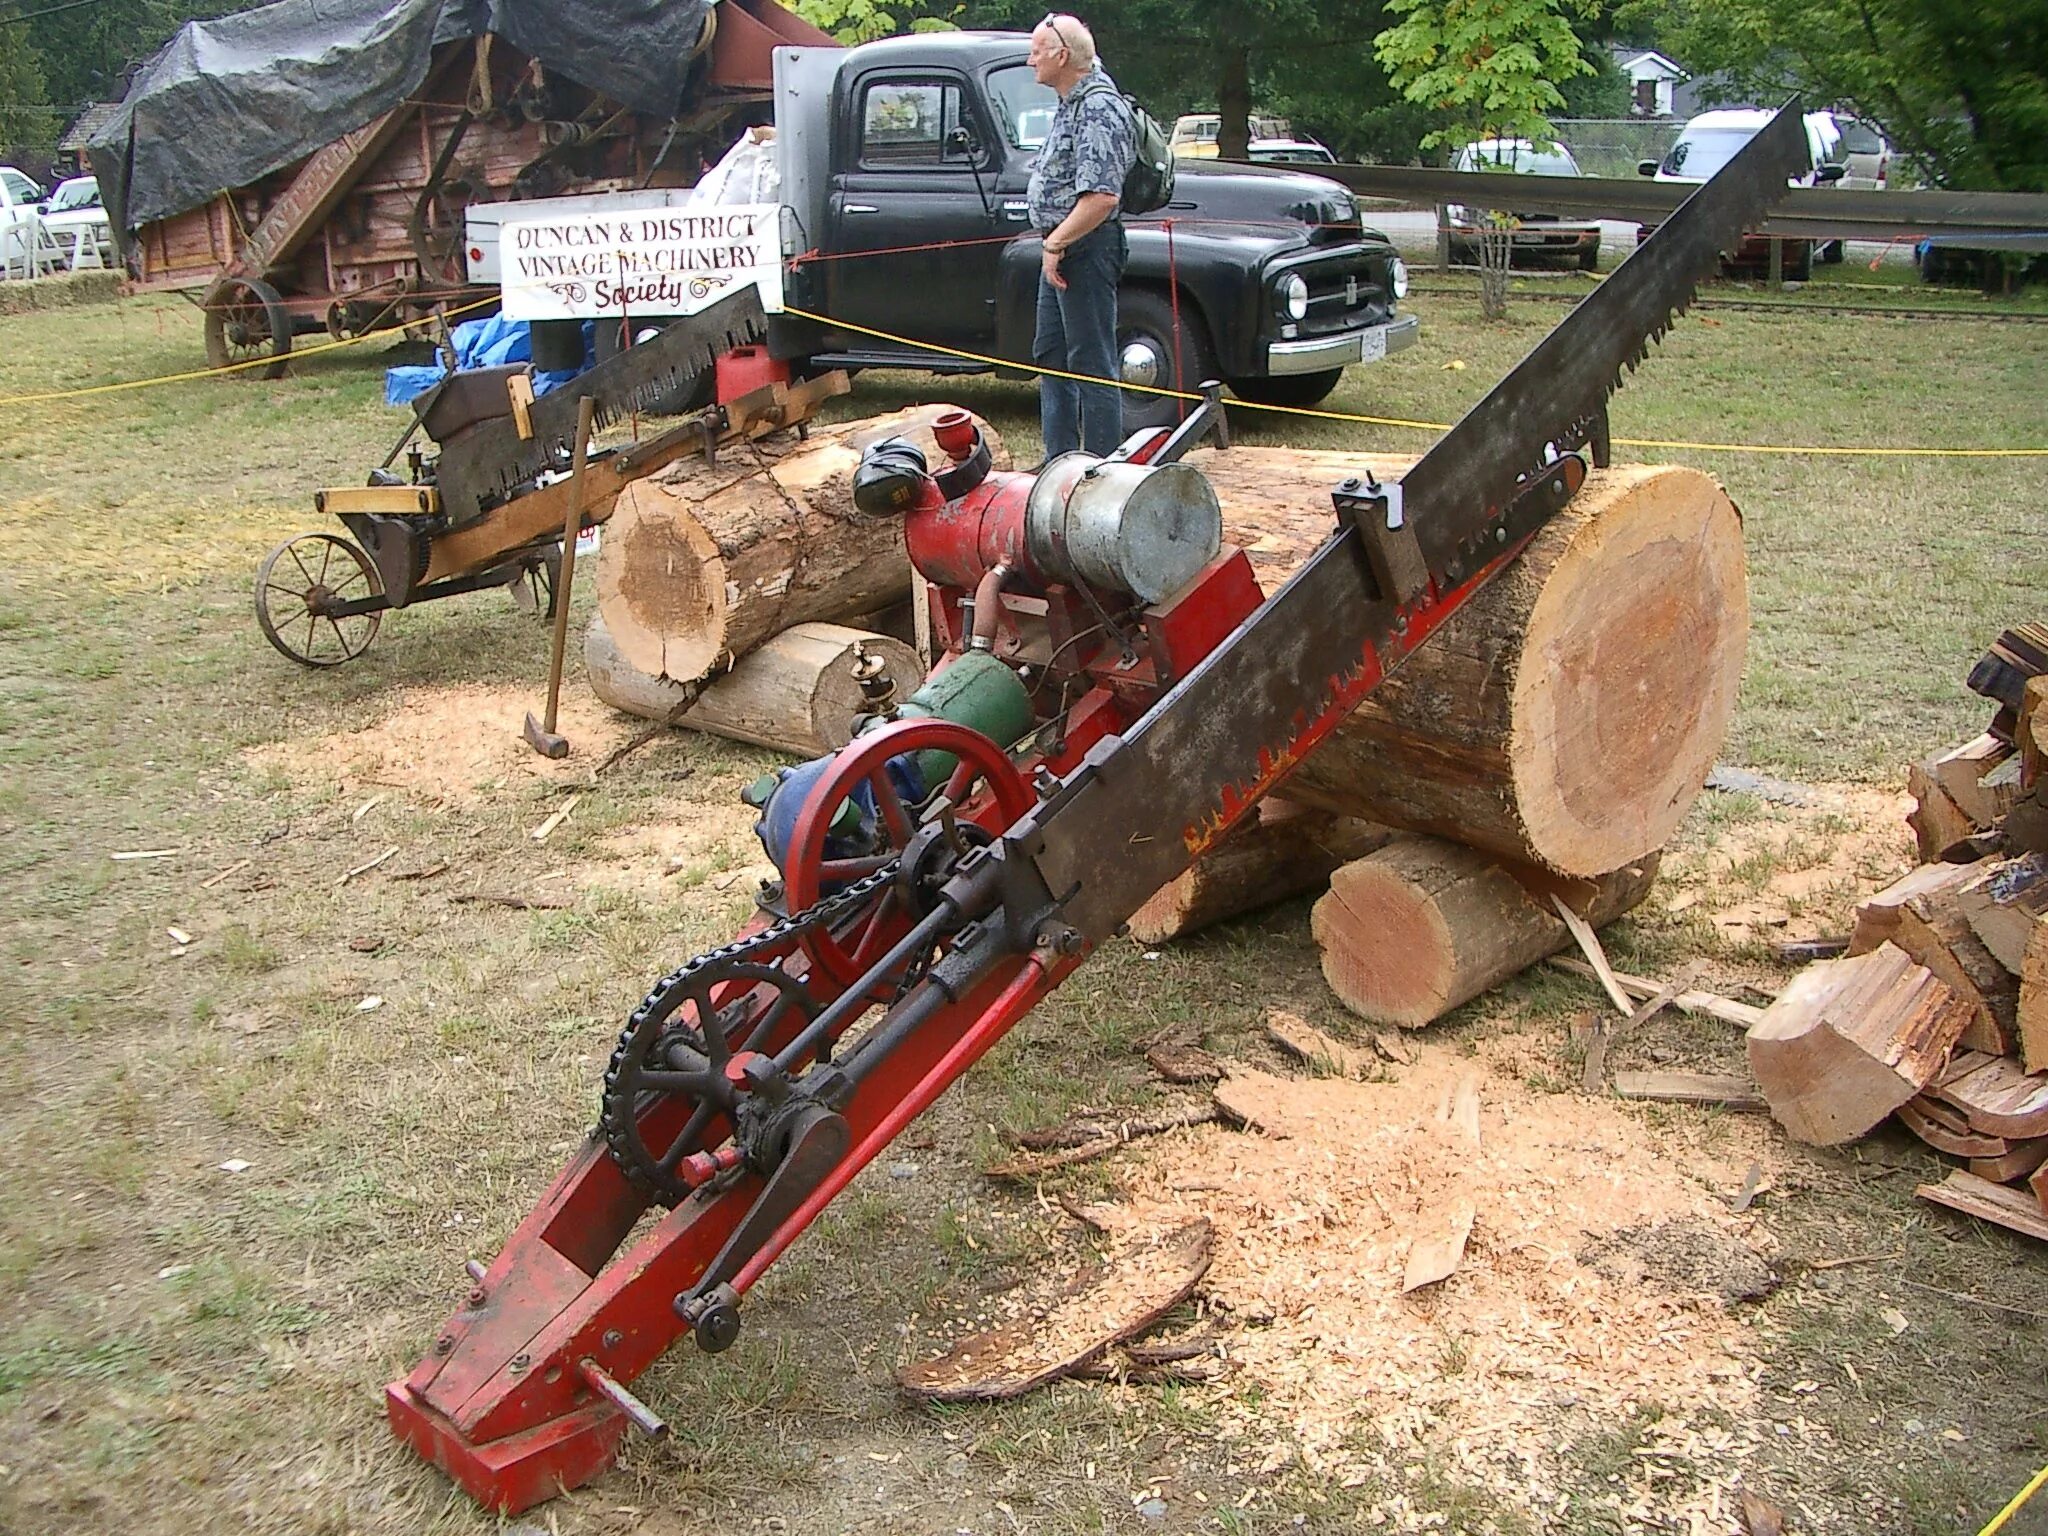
[1297,257,1391,336]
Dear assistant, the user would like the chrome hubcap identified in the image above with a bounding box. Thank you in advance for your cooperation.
[1119,338,1162,388]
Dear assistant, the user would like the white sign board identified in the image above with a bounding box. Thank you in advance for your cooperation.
[498,204,783,322]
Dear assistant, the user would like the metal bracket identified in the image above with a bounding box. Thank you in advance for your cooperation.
[1331,472,1430,605]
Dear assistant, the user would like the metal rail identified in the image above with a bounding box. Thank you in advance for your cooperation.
[1230,161,2048,252]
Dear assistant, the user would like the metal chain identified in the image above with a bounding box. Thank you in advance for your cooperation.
[600,860,902,1191]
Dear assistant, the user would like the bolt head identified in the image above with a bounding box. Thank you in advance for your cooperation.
[603,1330,624,1351]
[433,1335,454,1355]
[466,1286,487,1308]
[509,1351,531,1373]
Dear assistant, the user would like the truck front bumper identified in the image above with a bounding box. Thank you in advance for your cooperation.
[1266,314,1420,376]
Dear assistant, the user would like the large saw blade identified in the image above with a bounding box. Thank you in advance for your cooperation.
[1003,100,1813,942]
[1405,100,1809,584]
[432,286,770,526]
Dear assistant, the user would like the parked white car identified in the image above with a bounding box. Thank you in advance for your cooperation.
[1637,110,1846,277]
[37,175,114,267]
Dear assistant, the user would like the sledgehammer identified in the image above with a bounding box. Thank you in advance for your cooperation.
[524,394,598,760]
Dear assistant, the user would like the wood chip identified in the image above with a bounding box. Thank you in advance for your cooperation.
[337,845,399,886]
[1401,1199,1475,1293]
[351,793,385,823]
[1146,1044,1224,1083]
[531,794,582,843]
[898,1218,1213,1401]
[1612,1071,1768,1113]
[390,861,449,882]
[449,891,574,911]
[1914,1169,2048,1244]
[200,859,250,889]
[111,849,179,862]
[1551,894,1633,1015]
[1546,957,1765,1029]
[1738,1488,1787,1536]
[1440,1075,1481,1150]
[1370,1029,1413,1065]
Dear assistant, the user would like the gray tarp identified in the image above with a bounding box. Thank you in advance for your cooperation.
[88,0,714,240]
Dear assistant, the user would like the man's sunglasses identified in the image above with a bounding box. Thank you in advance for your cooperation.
[1039,13,1073,53]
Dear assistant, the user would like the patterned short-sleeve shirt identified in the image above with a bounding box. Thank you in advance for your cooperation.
[1026,66,1136,232]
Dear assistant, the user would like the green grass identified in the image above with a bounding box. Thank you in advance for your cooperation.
[0,289,2044,1535]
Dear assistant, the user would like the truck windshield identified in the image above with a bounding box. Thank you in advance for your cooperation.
[1660,128,1756,179]
[988,65,1058,149]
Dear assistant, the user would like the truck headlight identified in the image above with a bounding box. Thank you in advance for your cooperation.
[1391,259,1409,300]
[1278,272,1309,321]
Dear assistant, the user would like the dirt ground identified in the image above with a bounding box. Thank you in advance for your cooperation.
[4,294,2047,1536]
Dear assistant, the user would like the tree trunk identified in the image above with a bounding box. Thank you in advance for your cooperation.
[1186,449,1749,878]
[595,406,1008,685]
[1127,800,1391,945]
[1310,835,1658,1028]
[1479,215,1511,321]
[586,614,923,756]
[1216,43,1251,162]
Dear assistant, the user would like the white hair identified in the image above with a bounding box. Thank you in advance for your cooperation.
[1038,13,1097,70]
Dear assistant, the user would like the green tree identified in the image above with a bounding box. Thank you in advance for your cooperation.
[790,0,962,43]
[0,23,55,170]
[1652,0,2047,192]
[1374,0,1593,315]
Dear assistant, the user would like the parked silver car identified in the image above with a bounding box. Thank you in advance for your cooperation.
[1446,138,1601,271]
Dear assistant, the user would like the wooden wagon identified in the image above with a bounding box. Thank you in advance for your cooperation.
[114,0,829,377]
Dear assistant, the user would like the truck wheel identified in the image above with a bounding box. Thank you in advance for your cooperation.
[1227,369,1345,410]
[595,316,715,415]
[1115,289,1216,433]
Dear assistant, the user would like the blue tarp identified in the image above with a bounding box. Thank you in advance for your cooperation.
[385,314,590,407]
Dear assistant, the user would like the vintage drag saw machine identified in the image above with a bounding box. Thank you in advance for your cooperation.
[251,288,839,667]
[387,107,1808,1511]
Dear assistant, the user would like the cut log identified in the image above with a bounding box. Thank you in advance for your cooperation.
[1311,835,1658,1028]
[586,613,922,755]
[1744,943,1976,1146]
[1931,733,2018,827]
[1885,872,2018,1055]
[596,406,1008,684]
[1847,862,1982,957]
[1905,760,1977,863]
[1129,800,1390,945]
[2032,1158,2048,1218]
[1915,1170,2048,1244]
[1188,450,1747,878]
[2021,922,2048,1074]
[1929,1050,2048,1139]
[1957,853,2048,973]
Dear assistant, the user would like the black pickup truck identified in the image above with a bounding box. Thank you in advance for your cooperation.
[768,33,1417,427]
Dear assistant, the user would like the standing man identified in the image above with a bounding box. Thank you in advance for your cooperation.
[1026,13,1136,459]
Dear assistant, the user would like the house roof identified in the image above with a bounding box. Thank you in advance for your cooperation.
[59,102,121,152]
[1615,50,1686,81]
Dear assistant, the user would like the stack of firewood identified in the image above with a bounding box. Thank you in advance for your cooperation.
[1747,625,2048,1245]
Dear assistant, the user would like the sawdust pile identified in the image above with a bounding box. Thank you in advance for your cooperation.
[1109,1043,1782,1523]
[247,683,633,805]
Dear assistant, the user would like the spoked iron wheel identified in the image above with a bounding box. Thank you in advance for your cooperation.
[255,533,384,667]
[602,932,825,1204]
[783,717,1034,990]
[203,275,292,379]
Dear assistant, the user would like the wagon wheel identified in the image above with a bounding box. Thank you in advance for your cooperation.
[204,276,292,379]
[255,533,384,667]
[507,542,561,620]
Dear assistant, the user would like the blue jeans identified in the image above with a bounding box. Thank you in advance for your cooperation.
[1033,221,1127,459]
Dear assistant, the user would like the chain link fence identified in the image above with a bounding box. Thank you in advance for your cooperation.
[1547,119,1684,180]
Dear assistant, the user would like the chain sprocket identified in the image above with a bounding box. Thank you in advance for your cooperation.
[601,862,907,1202]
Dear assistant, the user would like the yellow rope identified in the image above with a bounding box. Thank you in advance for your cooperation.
[1978,1461,2048,1536]
[0,293,500,406]
[778,302,2048,458]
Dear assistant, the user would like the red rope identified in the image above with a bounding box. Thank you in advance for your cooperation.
[1164,216,1186,422]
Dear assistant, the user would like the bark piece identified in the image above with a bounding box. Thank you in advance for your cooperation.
[1915,1170,2048,1244]
[587,614,922,753]
[1744,943,1976,1145]
[597,406,1006,684]
[1263,1008,1377,1079]
[986,1106,1222,1179]
[1612,1071,1769,1112]
[1929,1050,2048,1139]
[1146,1043,1224,1083]
[897,1218,1212,1401]
[1895,1096,2010,1159]
[1957,853,2048,972]
[1968,1138,2048,1185]
[2031,1158,2048,1219]
[1198,452,1748,877]
[1311,835,1657,1028]
[1128,799,1391,944]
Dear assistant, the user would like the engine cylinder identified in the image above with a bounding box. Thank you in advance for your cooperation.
[1024,454,1222,603]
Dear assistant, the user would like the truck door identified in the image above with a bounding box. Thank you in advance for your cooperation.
[822,69,1015,352]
